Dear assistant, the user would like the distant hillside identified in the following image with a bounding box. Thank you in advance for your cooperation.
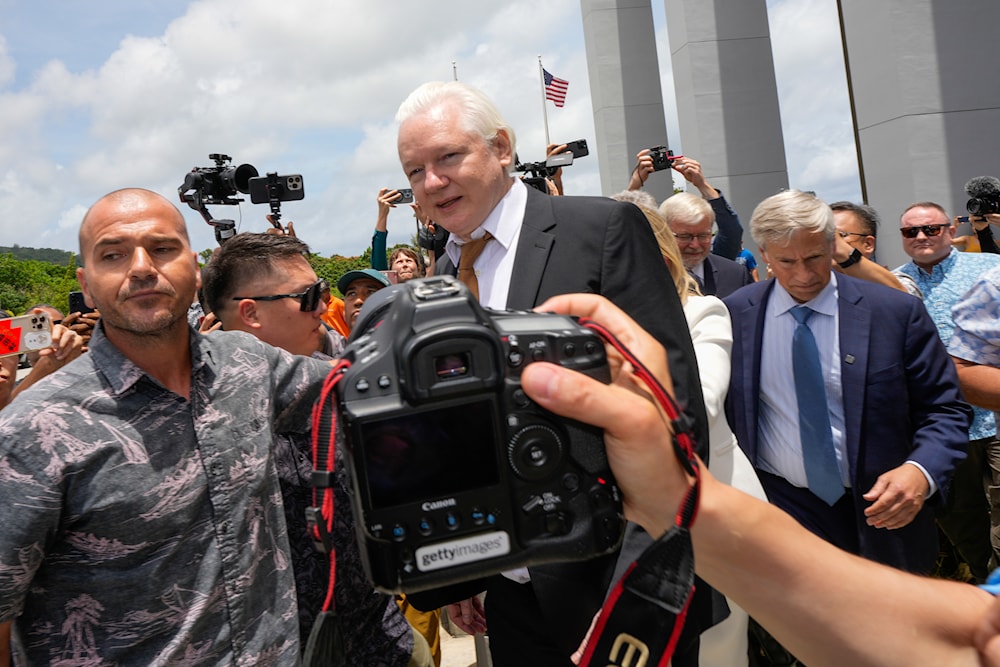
[0,245,74,264]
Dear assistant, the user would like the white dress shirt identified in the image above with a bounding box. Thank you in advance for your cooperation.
[443,178,527,309]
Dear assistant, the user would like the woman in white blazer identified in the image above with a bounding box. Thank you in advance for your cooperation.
[638,203,767,667]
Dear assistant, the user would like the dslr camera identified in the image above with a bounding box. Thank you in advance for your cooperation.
[331,276,624,593]
[648,146,679,172]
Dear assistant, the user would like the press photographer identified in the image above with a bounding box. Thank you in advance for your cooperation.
[964,175,1000,254]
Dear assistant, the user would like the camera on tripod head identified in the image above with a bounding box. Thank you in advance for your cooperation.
[328,275,625,593]
[178,153,305,245]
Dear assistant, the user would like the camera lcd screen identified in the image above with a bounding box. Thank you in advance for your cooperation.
[358,400,500,510]
[495,315,578,334]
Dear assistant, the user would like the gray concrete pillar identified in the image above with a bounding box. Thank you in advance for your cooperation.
[662,0,789,230]
[580,0,676,203]
[839,0,1000,269]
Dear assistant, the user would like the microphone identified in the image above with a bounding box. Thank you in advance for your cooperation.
[965,175,1000,198]
[965,175,1000,216]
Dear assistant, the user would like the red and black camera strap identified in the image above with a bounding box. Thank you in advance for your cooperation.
[574,318,701,667]
[303,358,352,665]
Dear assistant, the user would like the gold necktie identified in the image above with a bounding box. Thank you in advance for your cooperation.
[457,232,493,301]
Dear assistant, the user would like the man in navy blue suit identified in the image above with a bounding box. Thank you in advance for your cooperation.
[724,189,971,575]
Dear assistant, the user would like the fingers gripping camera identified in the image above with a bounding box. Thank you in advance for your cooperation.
[331,276,625,593]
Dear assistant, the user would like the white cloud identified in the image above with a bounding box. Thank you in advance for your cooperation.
[0,0,862,258]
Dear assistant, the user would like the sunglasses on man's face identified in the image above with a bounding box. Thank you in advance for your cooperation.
[232,279,331,312]
[900,224,947,239]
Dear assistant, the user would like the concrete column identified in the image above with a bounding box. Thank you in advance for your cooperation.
[662,0,789,230]
[580,0,675,203]
[839,0,1000,269]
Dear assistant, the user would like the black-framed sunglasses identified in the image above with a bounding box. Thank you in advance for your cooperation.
[232,279,330,312]
[900,224,947,239]
[837,230,869,239]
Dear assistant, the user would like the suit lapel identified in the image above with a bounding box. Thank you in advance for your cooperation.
[837,277,869,478]
[736,281,773,463]
[506,188,555,310]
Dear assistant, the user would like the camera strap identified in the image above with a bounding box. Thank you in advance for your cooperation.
[306,359,354,608]
[302,358,354,666]
[575,318,701,667]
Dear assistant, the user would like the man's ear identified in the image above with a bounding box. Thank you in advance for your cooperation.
[862,235,877,256]
[493,129,513,169]
[236,299,262,330]
[75,267,96,309]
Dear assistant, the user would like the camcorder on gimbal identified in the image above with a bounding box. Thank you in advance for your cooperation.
[178,153,305,244]
[514,139,589,194]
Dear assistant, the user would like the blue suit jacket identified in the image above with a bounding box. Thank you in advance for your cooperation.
[723,274,972,572]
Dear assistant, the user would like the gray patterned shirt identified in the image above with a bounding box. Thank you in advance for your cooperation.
[0,323,330,666]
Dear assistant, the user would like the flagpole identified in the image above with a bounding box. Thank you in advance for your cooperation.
[452,61,458,81]
[538,55,551,147]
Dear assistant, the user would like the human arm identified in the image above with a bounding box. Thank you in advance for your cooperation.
[948,268,1000,411]
[971,215,1000,254]
[627,149,655,191]
[683,296,732,426]
[953,358,1000,411]
[861,463,930,529]
[831,234,907,292]
[372,188,403,271]
[522,293,992,667]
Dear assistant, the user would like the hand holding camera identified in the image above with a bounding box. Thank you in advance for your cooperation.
[323,276,625,593]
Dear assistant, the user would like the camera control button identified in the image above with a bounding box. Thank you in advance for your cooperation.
[507,349,524,367]
[585,341,599,355]
[417,518,434,536]
[444,512,461,530]
[509,426,564,481]
[562,343,576,357]
[531,348,546,362]
[391,524,407,542]
[355,378,371,392]
[512,389,531,408]
[544,511,570,535]
[562,473,581,493]
[377,375,392,389]
[471,508,486,525]
[521,495,544,514]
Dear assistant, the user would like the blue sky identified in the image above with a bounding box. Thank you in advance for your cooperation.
[0,0,859,258]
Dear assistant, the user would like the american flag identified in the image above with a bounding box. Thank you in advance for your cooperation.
[543,69,569,108]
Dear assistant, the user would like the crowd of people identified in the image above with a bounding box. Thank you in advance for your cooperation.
[1,78,1000,667]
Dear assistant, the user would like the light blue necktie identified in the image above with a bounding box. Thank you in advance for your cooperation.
[791,305,844,506]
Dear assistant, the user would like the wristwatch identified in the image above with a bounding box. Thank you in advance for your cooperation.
[838,247,863,269]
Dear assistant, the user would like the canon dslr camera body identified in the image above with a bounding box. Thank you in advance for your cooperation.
[335,276,624,593]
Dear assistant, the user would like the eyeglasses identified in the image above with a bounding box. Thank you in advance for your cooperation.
[900,224,947,239]
[232,279,330,312]
[837,231,869,239]
[673,232,713,244]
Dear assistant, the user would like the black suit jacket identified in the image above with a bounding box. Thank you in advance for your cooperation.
[699,254,752,299]
[419,186,715,666]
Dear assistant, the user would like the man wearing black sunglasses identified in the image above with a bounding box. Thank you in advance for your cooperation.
[202,233,342,358]
[200,233,430,665]
[896,201,1000,581]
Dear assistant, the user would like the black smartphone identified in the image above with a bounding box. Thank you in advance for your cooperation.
[564,139,589,158]
[68,291,95,316]
[248,174,305,204]
[395,188,414,204]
